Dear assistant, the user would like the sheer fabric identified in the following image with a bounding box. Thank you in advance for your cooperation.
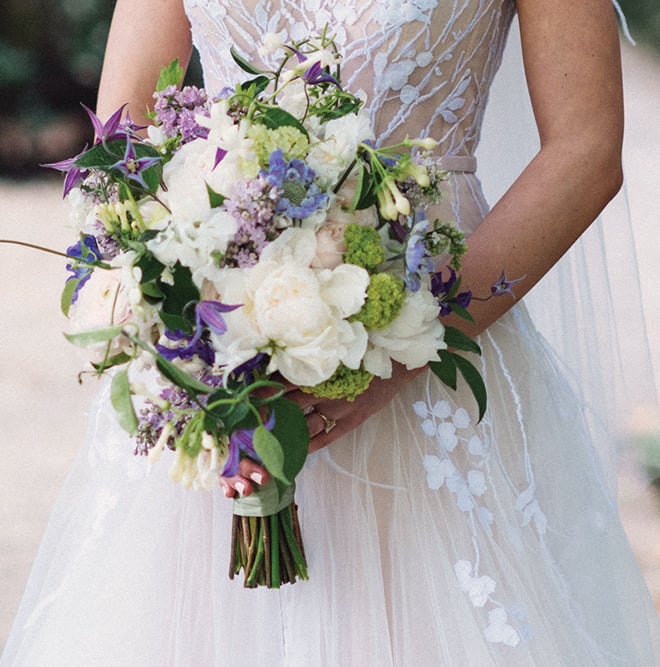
[2,1,660,665]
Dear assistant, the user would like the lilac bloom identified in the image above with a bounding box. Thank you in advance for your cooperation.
[431,268,472,317]
[109,135,162,190]
[491,271,524,298]
[221,412,275,477]
[263,149,327,219]
[65,235,103,304]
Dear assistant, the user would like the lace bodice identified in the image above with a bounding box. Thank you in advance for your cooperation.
[183,0,515,156]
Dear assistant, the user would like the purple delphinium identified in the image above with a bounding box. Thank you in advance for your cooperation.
[222,175,282,267]
[153,84,211,143]
[263,149,327,220]
[65,235,103,304]
[404,215,435,292]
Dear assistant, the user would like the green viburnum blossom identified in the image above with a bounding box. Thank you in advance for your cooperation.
[352,273,406,330]
[248,125,310,165]
[343,223,384,272]
[301,364,374,402]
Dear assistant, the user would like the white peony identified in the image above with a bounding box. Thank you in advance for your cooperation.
[209,228,370,386]
[363,288,446,378]
[306,109,374,189]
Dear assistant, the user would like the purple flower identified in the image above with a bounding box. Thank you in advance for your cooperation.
[221,412,275,477]
[42,147,90,198]
[404,215,435,292]
[286,47,341,87]
[82,104,127,145]
[153,85,210,143]
[263,149,327,220]
[65,235,103,304]
[431,268,472,316]
[109,135,162,190]
[157,300,241,363]
[491,271,524,298]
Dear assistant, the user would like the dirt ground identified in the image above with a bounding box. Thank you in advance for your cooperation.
[1,42,660,650]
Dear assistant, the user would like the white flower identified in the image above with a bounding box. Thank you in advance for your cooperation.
[363,288,446,378]
[259,32,285,56]
[484,608,521,647]
[454,560,496,608]
[423,455,456,490]
[306,109,374,189]
[210,228,370,386]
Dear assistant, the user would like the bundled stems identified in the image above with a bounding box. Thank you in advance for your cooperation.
[229,501,308,588]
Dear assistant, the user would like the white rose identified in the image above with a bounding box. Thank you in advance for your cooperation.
[363,289,447,378]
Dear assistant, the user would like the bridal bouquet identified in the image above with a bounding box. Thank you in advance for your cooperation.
[44,32,487,588]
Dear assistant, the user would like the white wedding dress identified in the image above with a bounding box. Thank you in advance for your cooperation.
[3,1,660,665]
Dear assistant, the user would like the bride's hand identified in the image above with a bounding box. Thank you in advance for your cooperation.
[289,362,427,452]
[220,458,270,499]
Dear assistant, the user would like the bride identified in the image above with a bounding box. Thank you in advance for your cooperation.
[2,0,660,664]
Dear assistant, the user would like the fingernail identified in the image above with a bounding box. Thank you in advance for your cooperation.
[235,481,246,495]
[250,472,263,485]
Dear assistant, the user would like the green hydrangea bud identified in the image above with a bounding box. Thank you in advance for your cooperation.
[343,223,385,272]
[352,273,405,330]
[301,365,374,402]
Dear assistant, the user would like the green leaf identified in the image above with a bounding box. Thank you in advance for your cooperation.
[257,108,308,137]
[453,355,487,423]
[429,349,457,390]
[155,355,214,396]
[110,369,138,434]
[350,162,377,210]
[270,398,310,483]
[237,75,270,96]
[60,278,80,317]
[448,303,475,324]
[92,352,132,373]
[159,263,200,318]
[140,281,165,300]
[206,183,226,208]
[253,426,287,484]
[156,59,185,91]
[159,311,193,334]
[230,46,267,75]
[443,326,481,355]
[64,325,123,347]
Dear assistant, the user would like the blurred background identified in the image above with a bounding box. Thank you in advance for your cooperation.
[1,0,660,650]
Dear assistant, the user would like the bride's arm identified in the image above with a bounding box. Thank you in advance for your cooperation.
[448,0,624,337]
[298,0,624,451]
[96,0,192,122]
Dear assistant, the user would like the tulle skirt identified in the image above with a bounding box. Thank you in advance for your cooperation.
[2,305,660,666]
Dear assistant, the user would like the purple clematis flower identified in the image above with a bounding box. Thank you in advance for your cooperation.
[221,412,275,477]
[42,147,90,198]
[82,103,127,145]
[263,149,327,219]
[286,47,341,87]
[491,271,524,298]
[109,135,162,190]
[157,300,242,362]
[65,235,103,304]
[431,268,472,316]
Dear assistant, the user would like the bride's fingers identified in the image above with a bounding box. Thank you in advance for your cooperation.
[220,459,269,498]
